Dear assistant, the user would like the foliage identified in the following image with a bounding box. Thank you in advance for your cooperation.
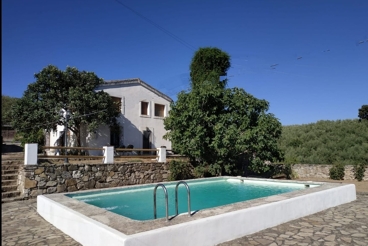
[329,163,345,180]
[278,119,368,165]
[10,65,120,147]
[168,160,194,181]
[164,47,283,177]
[353,163,367,181]
[358,105,368,121]
[2,95,19,125]
[15,129,45,152]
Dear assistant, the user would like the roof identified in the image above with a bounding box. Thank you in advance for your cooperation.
[98,78,173,103]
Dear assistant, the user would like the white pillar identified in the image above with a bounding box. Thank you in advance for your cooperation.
[103,146,114,164]
[25,143,38,165]
[157,146,166,162]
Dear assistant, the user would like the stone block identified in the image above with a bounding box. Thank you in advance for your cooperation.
[57,184,67,193]
[47,187,57,193]
[67,186,77,192]
[77,182,85,190]
[46,181,58,187]
[34,167,45,175]
[66,179,77,187]
[72,170,82,179]
[68,165,78,171]
[24,178,37,189]
[61,171,72,179]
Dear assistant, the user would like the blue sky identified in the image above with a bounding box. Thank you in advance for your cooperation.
[2,0,367,126]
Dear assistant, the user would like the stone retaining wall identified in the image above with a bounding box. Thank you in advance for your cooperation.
[17,163,368,198]
[292,164,368,181]
[19,162,170,199]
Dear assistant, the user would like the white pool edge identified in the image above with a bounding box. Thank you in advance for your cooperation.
[37,183,356,246]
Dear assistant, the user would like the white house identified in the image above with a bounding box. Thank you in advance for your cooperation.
[46,78,173,155]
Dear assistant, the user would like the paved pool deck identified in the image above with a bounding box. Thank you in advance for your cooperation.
[2,193,367,246]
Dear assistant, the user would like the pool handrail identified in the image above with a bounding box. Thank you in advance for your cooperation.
[175,181,192,217]
[153,183,169,221]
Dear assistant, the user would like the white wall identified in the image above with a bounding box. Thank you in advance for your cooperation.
[97,83,172,150]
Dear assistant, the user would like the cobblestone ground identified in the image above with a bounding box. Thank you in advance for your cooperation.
[2,194,368,246]
[1,199,81,246]
[219,194,368,246]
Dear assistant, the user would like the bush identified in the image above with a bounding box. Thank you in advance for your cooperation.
[353,163,367,181]
[329,163,345,180]
[169,160,194,181]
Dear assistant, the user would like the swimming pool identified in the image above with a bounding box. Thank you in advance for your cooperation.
[37,177,356,246]
[67,178,318,221]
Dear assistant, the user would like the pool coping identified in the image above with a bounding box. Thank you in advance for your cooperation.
[37,177,357,246]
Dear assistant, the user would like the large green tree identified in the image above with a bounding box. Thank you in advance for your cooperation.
[10,65,120,147]
[164,47,283,176]
[358,105,368,121]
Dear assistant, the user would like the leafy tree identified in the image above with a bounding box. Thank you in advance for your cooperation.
[2,95,19,125]
[164,47,283,176]
[358,105,368,121]
[10,65,120,147]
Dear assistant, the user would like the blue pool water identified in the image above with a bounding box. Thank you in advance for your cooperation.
[67,178,317,221]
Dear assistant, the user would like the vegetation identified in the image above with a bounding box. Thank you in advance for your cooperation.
[358,105,368,121]
[168,160,194,181]
[329,163,345,180]
[2,95,19,125]
[10,65,120,147]
[164,47,283,177]
[353,163,367,181]
[279,119,368,165]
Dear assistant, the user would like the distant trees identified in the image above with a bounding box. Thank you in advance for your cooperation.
[164,47,283,176]
[358,105,368,121]
[10,65,120,147]
[2,95,19,125]
[278,120,368,165]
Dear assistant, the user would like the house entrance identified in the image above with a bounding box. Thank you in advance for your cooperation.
[110,126,120,148]
[142,129,151,154]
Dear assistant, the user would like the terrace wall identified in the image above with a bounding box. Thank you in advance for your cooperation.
[16,163,368,199]
[20,162,170,199]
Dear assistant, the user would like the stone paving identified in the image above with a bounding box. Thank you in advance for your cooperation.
[2,194,368,246]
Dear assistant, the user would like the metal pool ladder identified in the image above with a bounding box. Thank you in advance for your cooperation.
[153,184,169,221]
[175,181,191,217]
[153,181,192,222]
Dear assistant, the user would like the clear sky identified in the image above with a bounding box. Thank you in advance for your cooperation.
[2,0,367,126]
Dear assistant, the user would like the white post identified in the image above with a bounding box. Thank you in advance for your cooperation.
[157,146,166,162]
[103,146,114,164]
[25,143,38,165]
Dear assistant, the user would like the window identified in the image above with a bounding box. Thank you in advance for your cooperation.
[154,104,165,117]
[111,97,121,112]
[141,101,149,116]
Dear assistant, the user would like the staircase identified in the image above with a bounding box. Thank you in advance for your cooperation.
[2,160,24,203]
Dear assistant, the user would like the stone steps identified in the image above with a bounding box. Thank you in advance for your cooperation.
[2,191,21,199]
[2,179,17,186]
[1,162,23,203]
[2,174,18,180]
[2,185,18,192]
[2,169,19,175]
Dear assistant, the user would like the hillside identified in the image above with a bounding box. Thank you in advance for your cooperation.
[279,119,368,164]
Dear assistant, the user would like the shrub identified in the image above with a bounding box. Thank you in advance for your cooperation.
[169,160,194,181]
[329,163,345,180]
[353,163,367,181]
